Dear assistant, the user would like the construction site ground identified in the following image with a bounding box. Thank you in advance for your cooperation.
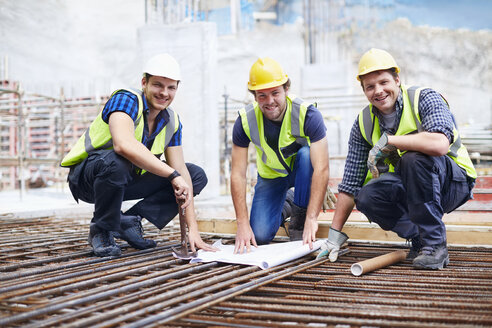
[0,176,491,327]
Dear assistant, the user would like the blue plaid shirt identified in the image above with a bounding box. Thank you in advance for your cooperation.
[102,90,182,149]
[339,87,455,195]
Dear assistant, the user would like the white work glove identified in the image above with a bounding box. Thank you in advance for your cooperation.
[367,132,398,179]
[322,187,337,211]
[316,227,348,262]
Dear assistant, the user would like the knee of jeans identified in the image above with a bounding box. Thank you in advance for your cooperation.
[188,164,208,195]
[253,228,275,245]
[250,215,277,245]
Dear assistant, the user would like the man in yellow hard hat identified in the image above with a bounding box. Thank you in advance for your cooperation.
[317,48,476,269]
[231,57,334,253]
[61,53,217,257]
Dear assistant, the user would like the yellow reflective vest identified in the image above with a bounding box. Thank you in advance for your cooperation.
[61,88,179,174]
[358,85,476,185]
[239,95,312,179]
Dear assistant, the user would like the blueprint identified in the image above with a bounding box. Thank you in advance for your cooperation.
[190,239,323,269]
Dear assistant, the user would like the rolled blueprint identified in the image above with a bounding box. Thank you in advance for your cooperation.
[351,250,406,276]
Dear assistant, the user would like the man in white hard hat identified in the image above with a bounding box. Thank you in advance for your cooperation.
[317,48,476,269]
[61,53,217,257]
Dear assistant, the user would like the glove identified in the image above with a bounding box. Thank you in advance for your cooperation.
[322,187,337,211]
[316,227,348,262]
[367,132,397,179]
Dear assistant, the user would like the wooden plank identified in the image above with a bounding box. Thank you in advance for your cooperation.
[196,217,492,246]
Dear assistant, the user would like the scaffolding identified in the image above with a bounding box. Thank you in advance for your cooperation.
[0,80,108,197]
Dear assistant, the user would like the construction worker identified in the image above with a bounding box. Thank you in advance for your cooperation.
[318,48,476,269]
[231,57,335,254]
[61,53,217,257]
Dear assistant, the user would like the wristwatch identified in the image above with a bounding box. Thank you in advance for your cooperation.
[167,170,181,181]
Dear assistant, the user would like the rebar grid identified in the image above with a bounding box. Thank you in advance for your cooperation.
[0,216,490,328]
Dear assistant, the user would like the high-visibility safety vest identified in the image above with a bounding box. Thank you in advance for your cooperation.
[239,95,312,179]
[358,85,476,185]
[61,88,179,174]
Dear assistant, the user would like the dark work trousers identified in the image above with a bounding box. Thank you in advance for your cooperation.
[354,151,473,246]
[67,150,208,231]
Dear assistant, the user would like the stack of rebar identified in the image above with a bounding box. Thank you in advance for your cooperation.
[0,216,491,327]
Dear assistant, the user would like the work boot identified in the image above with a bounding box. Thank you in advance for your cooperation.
[406,236,423,260]
[281,189,295,234]
[289,203,307,241]
[112,214,157,250]
[88,224,121,257]
[413,242,449,270]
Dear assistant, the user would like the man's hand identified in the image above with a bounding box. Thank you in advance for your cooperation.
[171,176,192,210]
[303,217,318,250]
[322,187,337,211]
[316,227,348,262]
[234,221,257,254]
[188,228,219,253]
[367,132,397,178]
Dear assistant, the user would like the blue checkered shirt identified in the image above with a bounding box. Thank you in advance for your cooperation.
[102,90,182,149]
[338,87,455,195]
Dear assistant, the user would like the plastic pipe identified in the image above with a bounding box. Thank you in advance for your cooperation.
[351,250,406,276]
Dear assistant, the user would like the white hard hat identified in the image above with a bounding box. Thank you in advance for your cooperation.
[143,53,181,81]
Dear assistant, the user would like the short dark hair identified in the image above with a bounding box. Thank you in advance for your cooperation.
[144,73,180,86]
[360,68,399,90]
[249,78,291,97]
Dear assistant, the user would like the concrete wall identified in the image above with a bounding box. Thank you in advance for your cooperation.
[0,0,144,97]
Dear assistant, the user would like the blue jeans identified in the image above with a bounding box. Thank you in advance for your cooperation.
[68,150,207,231]
[250,146,313,244]
[355,152,473,246]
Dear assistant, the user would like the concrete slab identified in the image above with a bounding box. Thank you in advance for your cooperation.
[0,187,92,218]
[0,186,236,220]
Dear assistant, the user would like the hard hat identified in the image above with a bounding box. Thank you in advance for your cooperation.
[357,48,400,81]
[248,57,289,91]
[143,53,181,81]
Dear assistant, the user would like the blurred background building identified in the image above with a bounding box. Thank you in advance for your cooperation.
[1,0,491,199]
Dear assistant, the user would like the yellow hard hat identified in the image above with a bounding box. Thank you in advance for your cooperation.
[248,57,289,90]
[357,48,400,81]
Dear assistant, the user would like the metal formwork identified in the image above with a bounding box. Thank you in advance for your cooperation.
[0,216,491,328]
[0,84,107,193]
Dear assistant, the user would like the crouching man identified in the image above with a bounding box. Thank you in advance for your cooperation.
[61,54,217,257]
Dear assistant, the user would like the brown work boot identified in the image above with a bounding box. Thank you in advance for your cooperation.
[281,189,295,233]
[288,204,306,241]
[281,189,295,222]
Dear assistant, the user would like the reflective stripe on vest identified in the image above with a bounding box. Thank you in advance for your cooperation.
[244,103,287,175]
[240,95,311,179]
[406,86,461,158]
[290,97,309,148]
[358,85,476,182]
[83,106,143,154]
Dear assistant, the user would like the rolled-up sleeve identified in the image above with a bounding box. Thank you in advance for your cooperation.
[101,91,139,123]
[419,88,454,143]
